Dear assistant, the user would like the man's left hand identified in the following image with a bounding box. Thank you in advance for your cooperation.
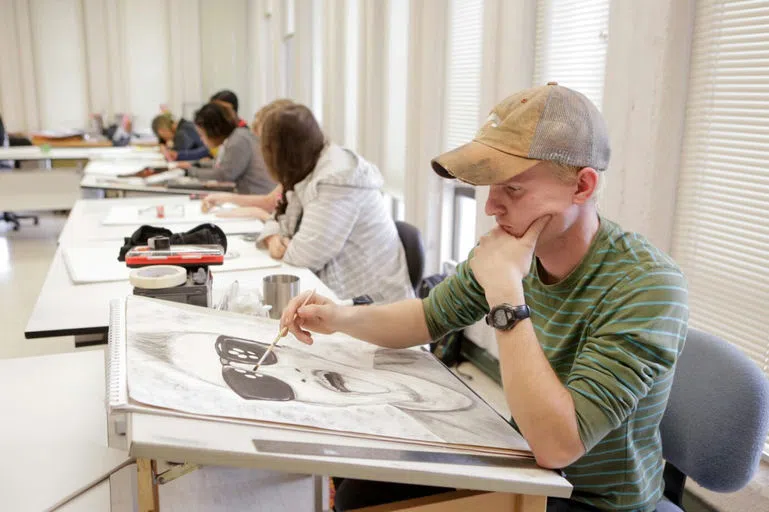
[470,216,551,301]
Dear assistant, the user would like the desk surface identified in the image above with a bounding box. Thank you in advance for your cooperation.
[128,412,571,499]
[0,350,131,511]
[0,167,82,211]
[80,173,233,196]
[26,244,332,338]
[57,196,262,245]
[0,145,163,161]
[31,136,114,148]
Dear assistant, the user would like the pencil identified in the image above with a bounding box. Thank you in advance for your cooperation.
[253,289,316,373]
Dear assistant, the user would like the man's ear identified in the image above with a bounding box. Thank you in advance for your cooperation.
[573,168,599,204]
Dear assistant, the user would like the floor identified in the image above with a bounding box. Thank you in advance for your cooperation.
[4,212,768,511]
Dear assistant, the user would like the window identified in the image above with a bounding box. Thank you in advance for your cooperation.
[444,0,484,262]
[671,0,769,455]
[444,0,484,151]
[533,0,610,109]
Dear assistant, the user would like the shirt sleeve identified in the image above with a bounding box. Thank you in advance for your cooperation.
[189,136,250,182]
[176,145,211,162]
[282,184,360,271]
[566,265,689,451]
[421,255,489,340]
[256,218,281,248]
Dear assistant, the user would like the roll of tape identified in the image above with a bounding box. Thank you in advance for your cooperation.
[129,265,187,289]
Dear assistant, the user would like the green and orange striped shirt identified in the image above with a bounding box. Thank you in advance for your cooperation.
[422,217,688,511]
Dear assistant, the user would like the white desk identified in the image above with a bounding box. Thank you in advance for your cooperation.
[0,350,131,512]
[0,350,331,512]
[0,167,82,211]
[25,247,333,341]
[58,196,262,245]
[0,146,163,161]
[26,195,328,342]
[80,174,234,197]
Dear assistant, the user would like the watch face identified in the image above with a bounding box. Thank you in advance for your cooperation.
[493,309,508,326]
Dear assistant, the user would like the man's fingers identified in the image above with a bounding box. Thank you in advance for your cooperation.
[522,215,552,244]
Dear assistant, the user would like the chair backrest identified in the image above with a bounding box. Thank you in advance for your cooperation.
[395,221,425,291]
[660,328,769,493]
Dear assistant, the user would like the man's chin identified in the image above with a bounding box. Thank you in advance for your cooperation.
[498,224,520,237]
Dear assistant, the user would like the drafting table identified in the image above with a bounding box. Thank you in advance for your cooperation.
[0,349,130,511]
[0,167,82,211]
[127,405,570,511]
[0,145,163,162]
[57,196,261,245]
[80,173,235,198]
[0,349,324,511]
[25,243,332,344]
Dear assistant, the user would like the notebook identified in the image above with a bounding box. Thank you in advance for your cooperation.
[107,296,533,458]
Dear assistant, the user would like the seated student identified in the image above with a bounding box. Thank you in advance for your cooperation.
[165,90,245,164]
[0,114,12,169]
[280,85,689,512]
[151,113,208,161]
[256,104,413,304]
[210,89,248,128]
[202,98,296,216]
[188,102,276,195]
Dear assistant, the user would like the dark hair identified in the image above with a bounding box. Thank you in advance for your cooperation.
[261,105,326,215]
[151,114,174,141]
[210,90,239,113]
[194,102,237,146]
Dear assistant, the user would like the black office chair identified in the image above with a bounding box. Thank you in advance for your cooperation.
[395,221,425,291]
[1,129,40,231]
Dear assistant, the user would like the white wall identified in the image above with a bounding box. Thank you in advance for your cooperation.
[29,0,89,131]
[0,0,301,133]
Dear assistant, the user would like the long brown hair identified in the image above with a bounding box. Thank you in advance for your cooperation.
[261,104,326,215]
[252,98,295,136]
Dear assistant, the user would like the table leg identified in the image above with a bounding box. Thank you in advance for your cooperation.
[137,458,159,512]
[313,474,329,512]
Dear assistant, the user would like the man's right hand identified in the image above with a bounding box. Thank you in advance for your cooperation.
[280,291,345,345]
[201,192,235,212]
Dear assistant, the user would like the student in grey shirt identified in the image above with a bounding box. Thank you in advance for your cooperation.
[190,102,276,194]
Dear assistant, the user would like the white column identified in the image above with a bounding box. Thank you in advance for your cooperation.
[0,0,40,130]
[28,0,89,130]
[321,0,359,148]
[292,0,320,109]
[600,0,695,252]
[356,0,388,172]
[199,0,249,116]
[403,0,449,274]
[475,0,538,240]
[168,0,203,119]
[247,0,269,111]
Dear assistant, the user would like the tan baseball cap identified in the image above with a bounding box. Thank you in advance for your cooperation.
[431,83,610,185]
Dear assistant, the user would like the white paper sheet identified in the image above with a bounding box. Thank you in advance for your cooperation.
[101,201,246,225]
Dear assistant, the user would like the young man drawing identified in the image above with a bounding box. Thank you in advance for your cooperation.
[280,83,689,512]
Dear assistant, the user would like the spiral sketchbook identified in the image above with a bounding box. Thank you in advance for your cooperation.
[107,296,533,458]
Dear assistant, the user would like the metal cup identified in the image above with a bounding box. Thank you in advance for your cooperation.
[263,274,300,320]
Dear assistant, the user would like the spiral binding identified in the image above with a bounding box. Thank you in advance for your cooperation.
[107,297,128,410]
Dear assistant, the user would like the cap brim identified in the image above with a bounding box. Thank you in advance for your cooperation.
[431,141,540,185]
